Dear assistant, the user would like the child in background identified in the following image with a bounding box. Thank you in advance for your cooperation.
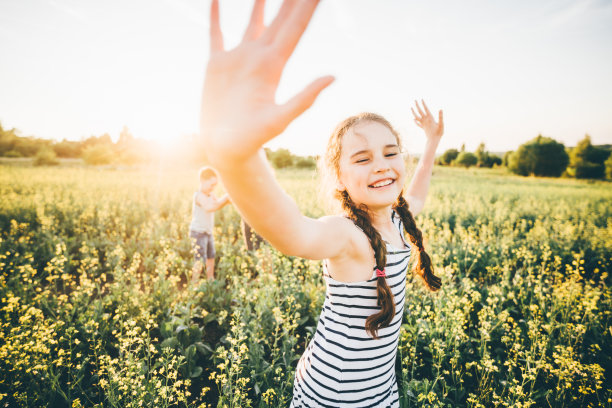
[200,1,443,406]
[189,167,230,282]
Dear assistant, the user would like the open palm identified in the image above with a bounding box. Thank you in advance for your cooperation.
[411,99,444,141]
[201,0,333,167]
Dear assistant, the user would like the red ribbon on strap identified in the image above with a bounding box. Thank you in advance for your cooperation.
[375,268,386,278]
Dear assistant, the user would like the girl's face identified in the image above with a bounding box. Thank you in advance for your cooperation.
[337,121,406,209]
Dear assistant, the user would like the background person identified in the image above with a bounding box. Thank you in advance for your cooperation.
[189,166,230,282]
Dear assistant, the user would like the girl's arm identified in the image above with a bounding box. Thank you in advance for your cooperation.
[200,0,357,261]
[405,100,444,216]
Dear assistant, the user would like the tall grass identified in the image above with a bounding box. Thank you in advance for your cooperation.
[0,165,610,407]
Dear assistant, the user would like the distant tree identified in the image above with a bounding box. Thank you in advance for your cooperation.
[438,148,459,165]
[117,126,134,149]
[0,122,55,157]
[0,123,18,155]
[268,148,294,168]
[4,150,22,158]
[34,148,59,166]
[475,143,486,166]
[502,151,513,167]
[83,145,114,165]
[508,135,568,177]
[82,133,113,149]
[53,139,81,158]
[454,152,478,167]
[605,154,612,180]
[483,154,502,167]
[17,137,48,157]
[115,127,148,165]
[566,135,610,179]
[294,156,316,169]
[460,143,465,153]
[474,142,502,168]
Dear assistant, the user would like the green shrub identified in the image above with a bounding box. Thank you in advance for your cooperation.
[294,156,316,169]
[566,135,610,179]
[438,148,459,165]
[454,152,478,167]
[83,144,114,165]
[268,148,293,169]
[33,148,59,166]
[508,135,568,177]
[4,150,22,158]
[502,151,513,167]
[53,140,81,158]
[605,154,612,180]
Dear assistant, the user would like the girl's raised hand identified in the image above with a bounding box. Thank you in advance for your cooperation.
[201,0,334,168]
[411,100,444,142]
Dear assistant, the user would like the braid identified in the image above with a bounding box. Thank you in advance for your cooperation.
[393,194,441,291]
[340,190,395,339]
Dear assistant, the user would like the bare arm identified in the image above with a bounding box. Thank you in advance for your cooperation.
[406,100,444,216]
[200,194,230,212]
[200,0,354,260]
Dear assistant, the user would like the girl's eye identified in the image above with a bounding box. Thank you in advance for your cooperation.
[356,158,369,163]
[385,153,398,157]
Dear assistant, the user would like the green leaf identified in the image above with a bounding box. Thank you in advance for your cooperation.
[160,322,173,338]
[195,341,213,355]
[188,325,202,343]
[190,366,203,378]
[186,344,196,360]
[203,313,216,325]
[160,337,179,349]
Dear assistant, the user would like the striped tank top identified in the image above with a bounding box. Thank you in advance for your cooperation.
[290,211,410,408]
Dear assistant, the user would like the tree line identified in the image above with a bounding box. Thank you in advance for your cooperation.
[437,135,612,180]
[1,121,610,178]
[0,121,319,169]
[0,123,208,166]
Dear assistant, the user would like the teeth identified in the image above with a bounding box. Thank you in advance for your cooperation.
[371,179,393,188]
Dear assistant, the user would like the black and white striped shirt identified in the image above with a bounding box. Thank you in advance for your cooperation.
[291,211,410,408]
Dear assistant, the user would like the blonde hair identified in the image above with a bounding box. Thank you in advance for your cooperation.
[198,166,217,182]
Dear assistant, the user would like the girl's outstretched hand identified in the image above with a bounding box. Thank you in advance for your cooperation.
[201,0,334,167]
[411,100,444,142]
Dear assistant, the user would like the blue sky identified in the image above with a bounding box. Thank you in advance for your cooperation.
[0,0,611,156]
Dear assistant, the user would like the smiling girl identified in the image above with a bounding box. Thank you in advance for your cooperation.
[200,1,442,406]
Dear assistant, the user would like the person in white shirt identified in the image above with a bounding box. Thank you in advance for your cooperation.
[189,167,230,283]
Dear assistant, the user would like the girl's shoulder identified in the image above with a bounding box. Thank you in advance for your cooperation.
[318,213,360,233]
[319,214,372,260]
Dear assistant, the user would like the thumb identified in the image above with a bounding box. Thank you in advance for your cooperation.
[277,75,335,130]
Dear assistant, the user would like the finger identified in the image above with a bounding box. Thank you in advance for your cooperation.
[261,0,295,43]
[410,107,419,120]
[274,0,320,57]
[422,99,432,117]
[210,0,224,52]
[277,75,334,132]
[243,0,266,41]
[438,110,444,133]
[414,100,425,117]
[413,119,422,128]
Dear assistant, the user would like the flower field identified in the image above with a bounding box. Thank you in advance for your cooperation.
[0,164,610,407]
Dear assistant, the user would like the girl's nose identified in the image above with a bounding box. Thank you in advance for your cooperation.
[372,155,390,172]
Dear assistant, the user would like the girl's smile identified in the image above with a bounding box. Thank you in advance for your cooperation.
[369,177,396,188]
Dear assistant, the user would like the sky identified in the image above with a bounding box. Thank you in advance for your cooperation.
[0,0,611,156]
